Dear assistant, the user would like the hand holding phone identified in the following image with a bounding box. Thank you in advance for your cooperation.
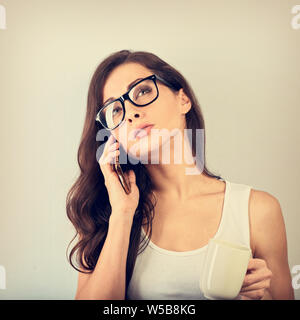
[98,135,140,219]
[113,152,131,194]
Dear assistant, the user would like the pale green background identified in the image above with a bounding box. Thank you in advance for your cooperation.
[0,0,299,299]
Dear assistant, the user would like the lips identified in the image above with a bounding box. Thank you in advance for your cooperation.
[132,124,154,140]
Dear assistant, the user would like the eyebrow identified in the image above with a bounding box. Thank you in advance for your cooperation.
[103,77,144,106]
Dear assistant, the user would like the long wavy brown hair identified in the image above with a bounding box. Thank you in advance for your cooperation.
[66,49,222,299]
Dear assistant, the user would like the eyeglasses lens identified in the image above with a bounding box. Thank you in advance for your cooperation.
[98,78,157,129]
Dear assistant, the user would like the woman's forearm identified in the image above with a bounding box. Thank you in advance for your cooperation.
[75,213,133,300]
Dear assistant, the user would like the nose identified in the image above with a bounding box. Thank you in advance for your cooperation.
[124,100,145,124]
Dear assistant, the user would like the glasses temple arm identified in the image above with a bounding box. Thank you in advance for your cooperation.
[154,74,174,89]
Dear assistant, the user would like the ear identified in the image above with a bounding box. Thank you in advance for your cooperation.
[177,88,192,114]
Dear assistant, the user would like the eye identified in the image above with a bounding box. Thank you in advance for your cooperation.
[112,107,122,115]
[135,87,152,99]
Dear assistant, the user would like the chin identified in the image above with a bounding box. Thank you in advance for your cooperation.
[126,136,162,164]
[126,127,180,164]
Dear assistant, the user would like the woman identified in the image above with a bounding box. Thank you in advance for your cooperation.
[66,50,294,300]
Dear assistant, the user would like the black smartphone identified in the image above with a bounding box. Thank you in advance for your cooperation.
[112,140,131,194]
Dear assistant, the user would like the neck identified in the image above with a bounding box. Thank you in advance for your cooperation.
[145,131,211,201]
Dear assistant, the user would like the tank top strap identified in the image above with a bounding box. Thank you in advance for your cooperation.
[216,180,253,255]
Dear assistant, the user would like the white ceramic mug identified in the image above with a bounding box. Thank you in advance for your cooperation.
[199,238,252,300]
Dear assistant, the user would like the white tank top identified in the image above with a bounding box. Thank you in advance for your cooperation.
[127,179,253,300]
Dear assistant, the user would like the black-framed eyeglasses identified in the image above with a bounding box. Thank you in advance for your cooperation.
[95,74,174,130]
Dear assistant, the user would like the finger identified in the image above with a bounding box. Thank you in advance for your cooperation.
[240,295,252,300]
[246,258,266,271]
[240,279,271,293]
[101,134,116,156]
[104,134,117,153]
[99,134,116,162]
[242,269,272,287]
[99,135,115,163]
[103,150,120,165]
[108,142,119,152]
[240,289,265,300]
[99,149,120,179]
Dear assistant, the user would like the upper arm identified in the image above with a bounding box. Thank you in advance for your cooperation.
[249,189,295,299]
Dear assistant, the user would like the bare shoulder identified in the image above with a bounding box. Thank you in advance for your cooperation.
[249,188,281,216]
[248,187,285,257]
